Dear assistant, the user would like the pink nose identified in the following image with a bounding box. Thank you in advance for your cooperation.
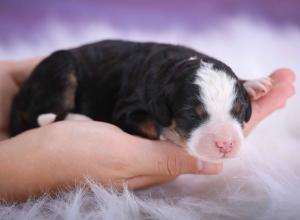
[215,140,233,153]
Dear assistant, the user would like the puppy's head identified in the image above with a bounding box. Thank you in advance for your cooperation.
[152,57,251,162]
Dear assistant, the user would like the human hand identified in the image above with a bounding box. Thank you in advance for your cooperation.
[244,69,295,136]
[0,120,224,201]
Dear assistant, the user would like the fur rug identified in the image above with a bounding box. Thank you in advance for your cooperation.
[0,17,299,220]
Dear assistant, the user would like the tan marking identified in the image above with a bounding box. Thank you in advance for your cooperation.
[170,120,176,128]
[195,105,205,116]
[19,111,29,127]
[20,112,29,121]
[140,119,159,139]
[64,72,77,109]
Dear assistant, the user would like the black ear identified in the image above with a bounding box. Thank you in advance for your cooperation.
[244,101,252,123]
[150,95,172,127]
[242,85,252,123]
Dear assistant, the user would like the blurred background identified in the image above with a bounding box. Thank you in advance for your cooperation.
[1,0,300,41]
[1,0,300,57]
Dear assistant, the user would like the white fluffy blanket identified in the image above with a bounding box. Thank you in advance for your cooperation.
[0,17,299,220]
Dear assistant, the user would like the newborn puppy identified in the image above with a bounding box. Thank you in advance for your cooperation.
[10,40,272,162]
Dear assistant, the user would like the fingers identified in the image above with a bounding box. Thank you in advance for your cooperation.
[126,175,176,190]
[244,68,296,136]
[130,138,223,177]
[244,77,273,100]
[255,71,295,112]
[125,160,223,190]
[198,161,223,175]
[270,68,296,83]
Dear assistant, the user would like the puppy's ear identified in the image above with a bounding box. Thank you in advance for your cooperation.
[244,101,252,123]
[242,84,252,123]
[150,95,172,127]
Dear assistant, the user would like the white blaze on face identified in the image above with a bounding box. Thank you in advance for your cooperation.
[187,62,244,162]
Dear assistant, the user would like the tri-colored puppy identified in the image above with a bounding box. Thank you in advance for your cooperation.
[10,40,272,162]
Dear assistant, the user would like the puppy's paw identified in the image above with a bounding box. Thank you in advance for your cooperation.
[37,113,57,127]
[65,113,93,121]
[243,77,272,100]
[159,134,167,140]
[37,113,92,127]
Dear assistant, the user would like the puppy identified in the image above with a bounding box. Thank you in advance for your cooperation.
[10,40,272,162]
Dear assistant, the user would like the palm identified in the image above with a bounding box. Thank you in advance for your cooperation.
[0,67,20,139]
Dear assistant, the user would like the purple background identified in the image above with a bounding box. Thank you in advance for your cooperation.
[1,0,300,43]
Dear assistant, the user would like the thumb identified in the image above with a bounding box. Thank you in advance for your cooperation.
[132,138,223,177]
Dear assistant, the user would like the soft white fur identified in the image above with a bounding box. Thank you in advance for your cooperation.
[37,113,57,126]
[1,17,300,220]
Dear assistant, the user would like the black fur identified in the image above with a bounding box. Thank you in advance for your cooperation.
[10,40,252,138]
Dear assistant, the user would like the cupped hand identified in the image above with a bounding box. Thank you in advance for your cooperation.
[30,120,219,190]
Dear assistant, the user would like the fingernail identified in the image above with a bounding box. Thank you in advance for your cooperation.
[197,160,204,171]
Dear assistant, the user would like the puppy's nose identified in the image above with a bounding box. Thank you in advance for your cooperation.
[215,140,233,153]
